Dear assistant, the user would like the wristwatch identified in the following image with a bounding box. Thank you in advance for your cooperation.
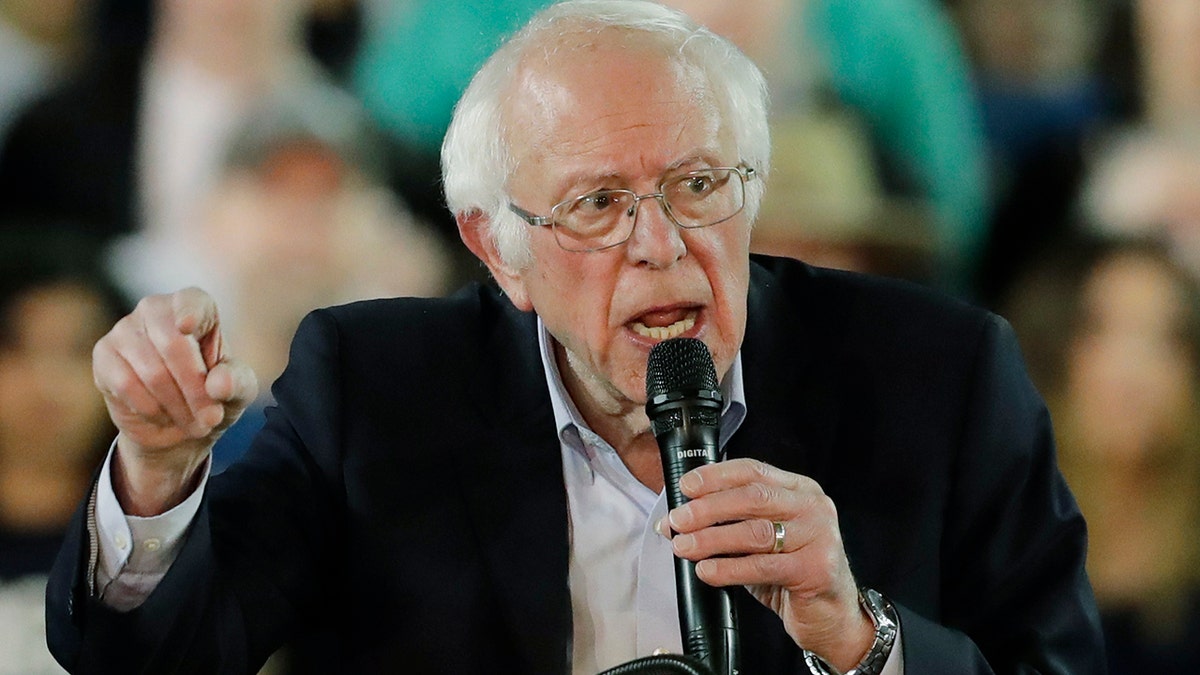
[802,587,898,675]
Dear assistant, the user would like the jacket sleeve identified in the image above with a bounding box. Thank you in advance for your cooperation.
[899,314,1106,673]
[45,308,349,674]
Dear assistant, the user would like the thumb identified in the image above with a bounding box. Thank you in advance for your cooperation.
[203,357,259,430]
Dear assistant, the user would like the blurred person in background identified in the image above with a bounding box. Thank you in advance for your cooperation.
[301,0,362,83]
[1003,235,1200,672]
[1082,127,1200,278]
[0,231,128,674]
[659,0,989,296]
[0,0,370,247]
[350,0,547,158]
[0,0,93,139]
[749,111,938,285]
[349,0,550,245]
[948,0,1125,308]
[1077,0,1200,280]
[159,81,458,474]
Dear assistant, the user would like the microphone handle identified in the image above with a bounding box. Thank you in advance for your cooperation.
[656,409,740,675]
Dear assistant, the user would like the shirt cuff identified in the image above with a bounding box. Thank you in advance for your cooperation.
[92,440,210,609]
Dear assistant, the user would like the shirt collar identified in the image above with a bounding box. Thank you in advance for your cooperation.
[536,317,747,452]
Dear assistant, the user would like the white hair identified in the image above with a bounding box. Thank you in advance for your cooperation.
[441,0,771,269]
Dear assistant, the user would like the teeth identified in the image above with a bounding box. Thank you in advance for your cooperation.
[631,313,696,340]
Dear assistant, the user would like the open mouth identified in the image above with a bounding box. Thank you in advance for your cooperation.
[629,309,699,340]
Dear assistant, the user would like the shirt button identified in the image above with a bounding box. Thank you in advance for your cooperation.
[144,538,162,552]
[114,534,128,550]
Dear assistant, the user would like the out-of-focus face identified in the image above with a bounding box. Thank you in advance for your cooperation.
[207,140,449,313]
[1066,251,1196,461]
[0,283,114,469]
[494,39,752,415]
[208,143,351,299]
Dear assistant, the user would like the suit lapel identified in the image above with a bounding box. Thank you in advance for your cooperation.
[728,259,845,485]
[452,294,572,674]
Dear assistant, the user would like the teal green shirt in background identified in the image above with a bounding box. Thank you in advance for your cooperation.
[352,0,552,155]
[806,0,990,289]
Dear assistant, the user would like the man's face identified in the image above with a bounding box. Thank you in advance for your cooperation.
[496,41,752,414]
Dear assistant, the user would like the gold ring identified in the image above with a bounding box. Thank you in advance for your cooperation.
[771,521,786,554]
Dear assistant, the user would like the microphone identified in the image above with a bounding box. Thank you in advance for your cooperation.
[646,338,739,675]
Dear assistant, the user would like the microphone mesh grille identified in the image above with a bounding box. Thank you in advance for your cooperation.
[645,337,719,399]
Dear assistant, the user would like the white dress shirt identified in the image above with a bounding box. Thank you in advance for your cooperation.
[537,320,748,673]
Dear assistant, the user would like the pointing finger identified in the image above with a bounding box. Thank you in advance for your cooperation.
[172,287,223,369]
[141,308,217,430]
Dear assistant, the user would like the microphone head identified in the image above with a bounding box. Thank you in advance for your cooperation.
[646,337,719,400]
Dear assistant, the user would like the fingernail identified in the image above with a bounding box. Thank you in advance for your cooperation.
[673,533,695,554]
[679,472,701,493]
[655,517,671,538]
[667,504,690,530]
[198,405,224,428]
[696,560,713,577]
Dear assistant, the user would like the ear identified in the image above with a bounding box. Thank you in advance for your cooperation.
[457,210,533,311]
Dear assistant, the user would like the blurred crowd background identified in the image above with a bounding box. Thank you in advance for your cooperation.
[0,0,1197,672]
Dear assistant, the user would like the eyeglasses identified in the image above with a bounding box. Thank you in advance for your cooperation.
[508,165,757,253]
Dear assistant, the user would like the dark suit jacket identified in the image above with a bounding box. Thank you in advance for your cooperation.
[46,256,1105,673]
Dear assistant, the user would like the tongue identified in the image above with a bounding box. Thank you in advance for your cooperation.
[636,308,690,328]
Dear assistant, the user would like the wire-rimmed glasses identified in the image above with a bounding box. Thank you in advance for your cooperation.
[508,165,757,253]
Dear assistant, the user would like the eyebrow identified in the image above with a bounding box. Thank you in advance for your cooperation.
[549,152,725,199]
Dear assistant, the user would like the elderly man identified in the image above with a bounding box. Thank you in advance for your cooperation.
[47,1,1103,673]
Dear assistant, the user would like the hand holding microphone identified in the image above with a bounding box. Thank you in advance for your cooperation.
[649,338,875,673]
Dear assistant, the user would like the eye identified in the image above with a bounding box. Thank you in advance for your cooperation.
[681,174,715,195]
[673,169,733,198]
[575,190,627,213]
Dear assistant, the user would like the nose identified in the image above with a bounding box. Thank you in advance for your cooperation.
[624,194,686,268]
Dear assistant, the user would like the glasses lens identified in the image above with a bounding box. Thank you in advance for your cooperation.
[544,168,748,252]
[662,168,744,228]
[552,190,637,251]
